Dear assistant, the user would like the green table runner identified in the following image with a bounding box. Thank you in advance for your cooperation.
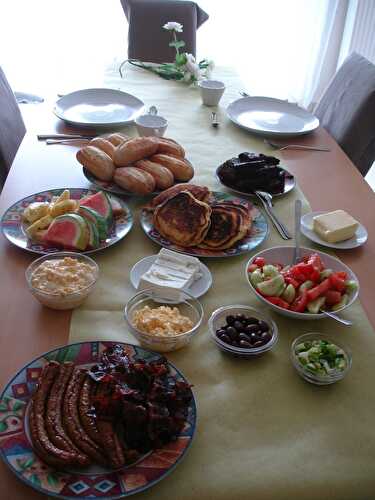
[70,65,375,500]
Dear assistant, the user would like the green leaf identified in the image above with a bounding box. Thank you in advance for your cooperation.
[169,40,185,50]
[175,53,187,66]
[0,421,8,433]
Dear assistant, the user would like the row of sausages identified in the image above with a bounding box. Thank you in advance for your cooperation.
[76,135,194,195]
[29,361,129,469]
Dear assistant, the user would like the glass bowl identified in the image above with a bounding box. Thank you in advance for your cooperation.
[124,289,204,353]
[25,252,99,310]
[290,332,352,385]
[208,305,278,357]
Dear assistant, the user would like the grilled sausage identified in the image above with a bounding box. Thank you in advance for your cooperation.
[63,369,107,465]
[96,419,126,469]
[29,362,81,467]
[45,362,90,465]
[79,375,102,446]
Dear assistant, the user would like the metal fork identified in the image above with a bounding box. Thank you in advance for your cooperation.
[264,138,330,152]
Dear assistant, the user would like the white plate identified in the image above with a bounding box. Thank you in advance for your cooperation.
[301,211,368,249]
[130,255,213,298]
[226,96,319,137]
[54,88,144,128]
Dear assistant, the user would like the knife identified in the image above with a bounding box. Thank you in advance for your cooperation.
[37,134,96,140]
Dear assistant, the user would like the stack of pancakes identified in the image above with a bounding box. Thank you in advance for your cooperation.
[151,184,252,250]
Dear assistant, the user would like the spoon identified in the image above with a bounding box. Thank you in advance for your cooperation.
[264,138,330,152]
[319,309,352,326]
[293,200,302,264]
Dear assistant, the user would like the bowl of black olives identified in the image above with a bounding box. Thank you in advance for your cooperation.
[208,305,278,357]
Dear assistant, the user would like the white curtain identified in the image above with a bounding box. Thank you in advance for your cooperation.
[0,0,373,106]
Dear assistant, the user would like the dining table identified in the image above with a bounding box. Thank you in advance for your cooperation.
[1,64,375,500]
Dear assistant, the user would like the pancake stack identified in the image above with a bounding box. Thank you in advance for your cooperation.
[152,185,252,250]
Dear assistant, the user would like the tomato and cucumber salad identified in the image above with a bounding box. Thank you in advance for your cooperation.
[248,253,357,314]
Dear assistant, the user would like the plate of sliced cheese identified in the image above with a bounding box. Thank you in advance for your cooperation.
[301,210,368,249]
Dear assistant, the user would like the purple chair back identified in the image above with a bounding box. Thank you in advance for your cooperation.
[120,0,208,63]
[314,52,375,176]
[0,67,26,186]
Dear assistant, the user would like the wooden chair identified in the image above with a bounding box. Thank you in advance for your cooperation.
[314,52,375,176]
[0,67,26,187]
[120,0,208,64]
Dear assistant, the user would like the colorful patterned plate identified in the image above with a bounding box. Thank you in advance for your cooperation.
[1,188,133,255]
[0,341,196,499]
[140,191,269,258]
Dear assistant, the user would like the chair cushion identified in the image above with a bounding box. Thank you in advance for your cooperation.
[314,52,375,176]
[121,0,208,63]
[0,67,26,176]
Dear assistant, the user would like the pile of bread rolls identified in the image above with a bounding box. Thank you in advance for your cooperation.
[76,133,194,195]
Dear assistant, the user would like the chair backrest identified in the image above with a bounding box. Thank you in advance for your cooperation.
[313,52,375,176]
[0,67,26,186]
[120,0,208,63]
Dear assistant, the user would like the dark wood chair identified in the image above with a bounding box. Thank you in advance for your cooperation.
[0,67,26,187]
[120,0,208,64]
[314,52,375,176]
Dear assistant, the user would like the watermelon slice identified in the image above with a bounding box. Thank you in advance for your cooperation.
[44,214,89,251]
[85,219,100,249]
[78,205,108,240]
[80,191,113,227]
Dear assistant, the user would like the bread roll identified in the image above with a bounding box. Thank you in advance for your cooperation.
[89,137,116,158]
[114,137,158,167]
[114,167,156,194]
[106,133,131,146]
[150,154,194,181]
[76,146,115,181]
[153,138,185,158]
[135,160,174,190]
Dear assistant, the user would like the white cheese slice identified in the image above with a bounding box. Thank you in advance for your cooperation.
[313,210,359,243]
[138,249,202,295]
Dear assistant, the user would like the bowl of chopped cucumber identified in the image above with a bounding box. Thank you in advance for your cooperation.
[291,333,352,385]
[245,246,359,320]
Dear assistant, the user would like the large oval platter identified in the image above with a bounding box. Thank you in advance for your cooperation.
[1,188,133,255]
[140,191,269,258]
[0,341,196,499]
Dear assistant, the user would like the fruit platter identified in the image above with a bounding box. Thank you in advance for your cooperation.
[1,188,133,255]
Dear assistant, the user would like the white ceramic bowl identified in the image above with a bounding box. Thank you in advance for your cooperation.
[245,246,359,320]
[198,80,225,106]
[135,114,168,137]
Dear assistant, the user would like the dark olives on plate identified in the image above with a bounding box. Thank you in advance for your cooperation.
[215,313,272,350]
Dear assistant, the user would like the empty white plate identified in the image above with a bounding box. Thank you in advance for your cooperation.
[130,255,213,298]
[227,96,319,137]
[301,211,368,249]
[54,88,144,128]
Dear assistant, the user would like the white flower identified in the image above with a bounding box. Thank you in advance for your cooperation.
[183,53,202,80]
[163,22,183,32]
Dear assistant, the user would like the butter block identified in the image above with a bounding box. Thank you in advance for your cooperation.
[138,249,202,296]
[313,210,358,243]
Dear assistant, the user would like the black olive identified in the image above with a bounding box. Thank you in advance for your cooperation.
[238,333,251,343]
[239,340,252,348]
[261,332,272,344]
[218,333,231,344]
[253,341,264,348]
[216,328,227,337]
[245,324,259,335]
[226,315,235,325]
[226,326,238,340]
[258,320,270,332]
[233,321,244,331]
[235,314,246,322]
[250,332,260,344]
